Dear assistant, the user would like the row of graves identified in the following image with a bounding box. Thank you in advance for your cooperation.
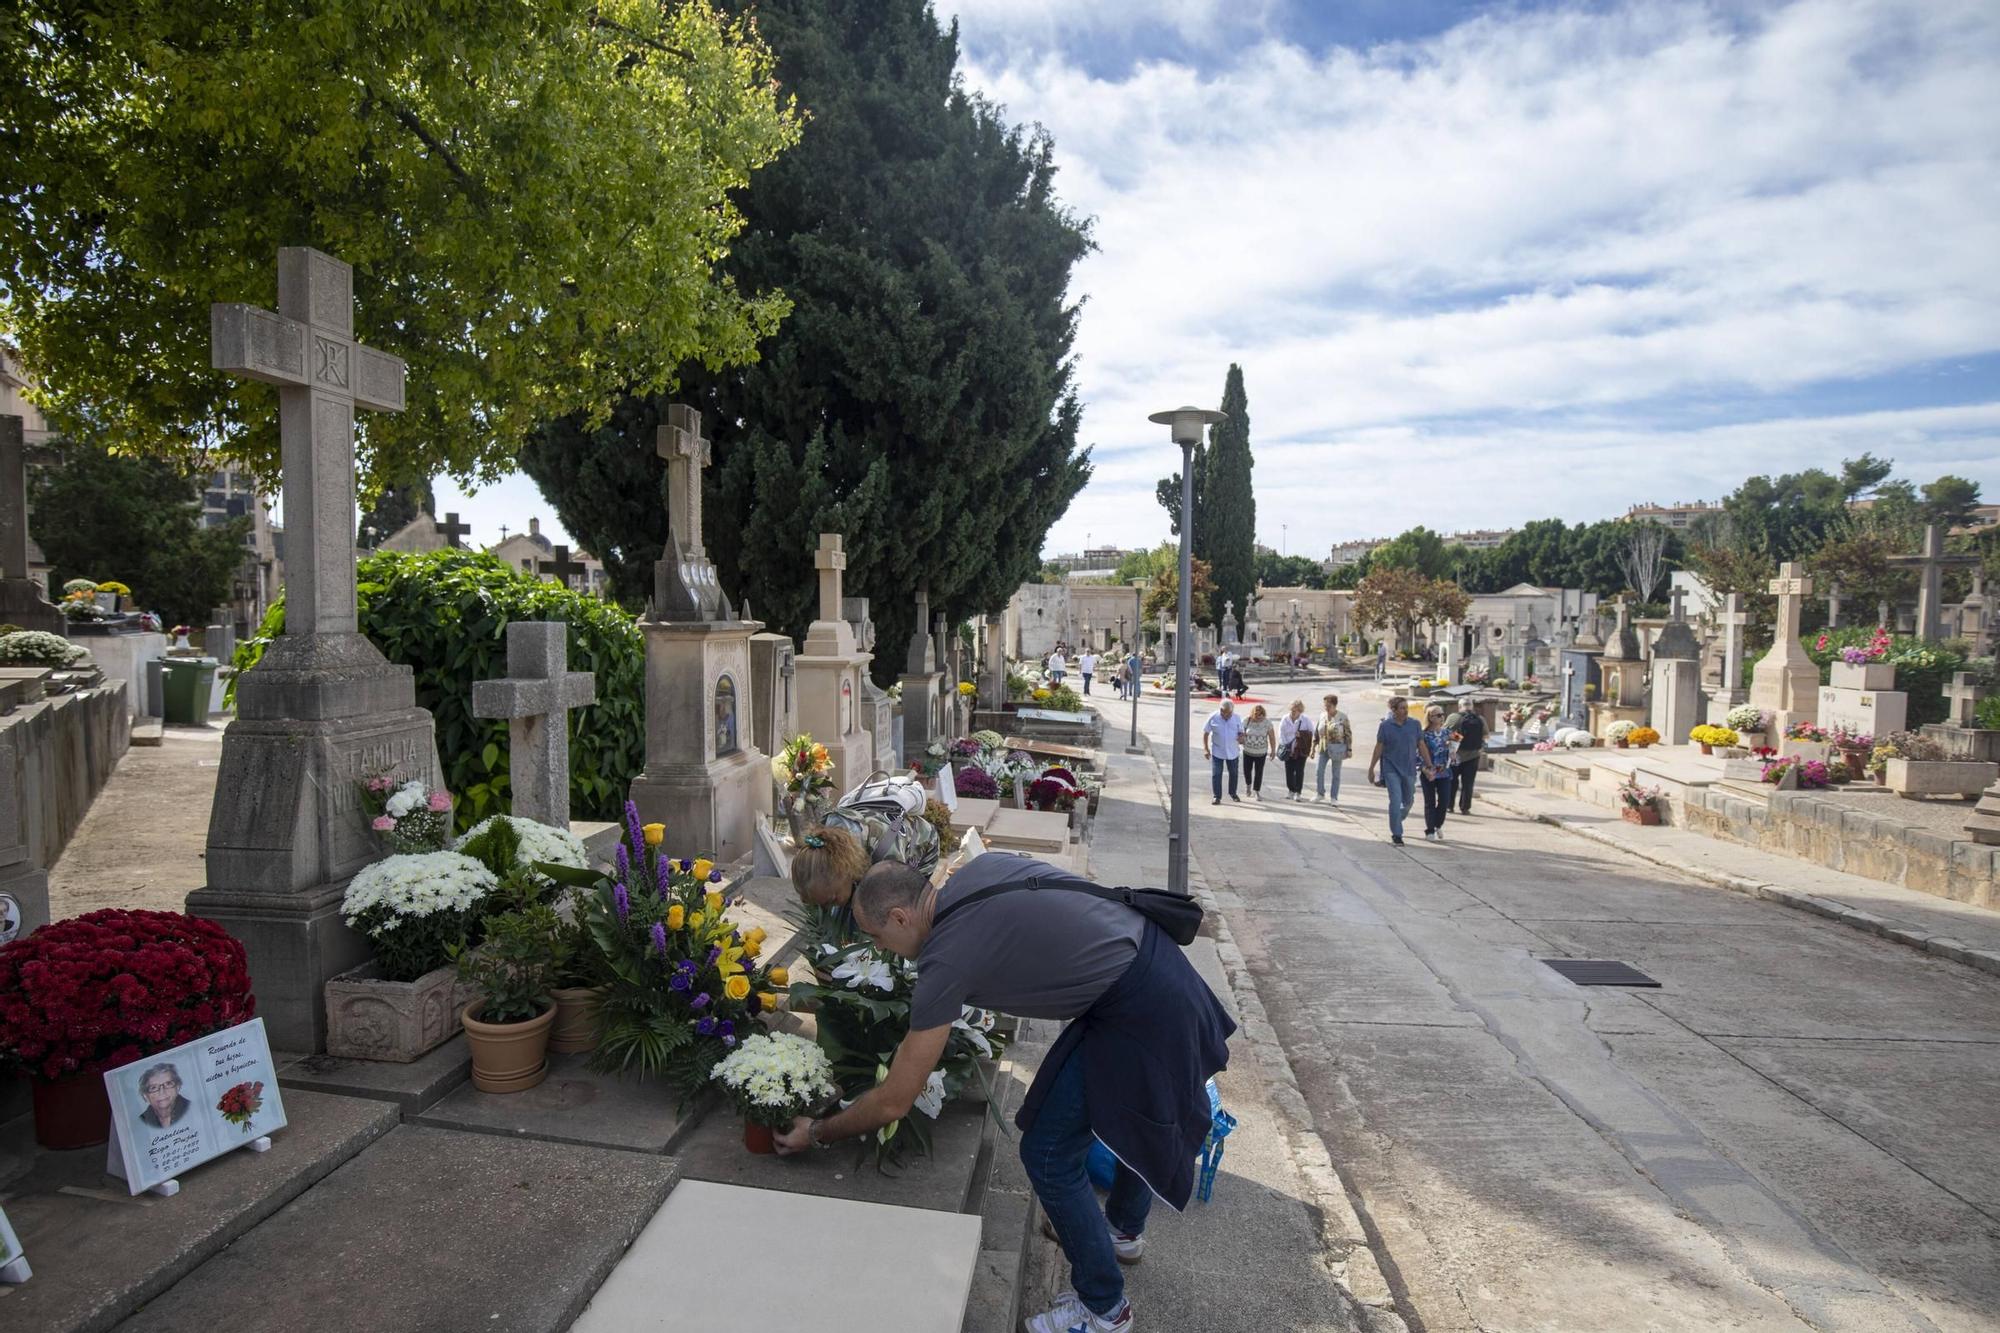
[1489,558,2000,911]
[0,248,1089,1332]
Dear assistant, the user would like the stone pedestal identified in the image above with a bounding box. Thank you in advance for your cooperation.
[982,614,1007,708]
[1750,563,1820,737]
[899,593,943,768]
[842,599,897,774]
[627,618,769,867]
[748,632,796,759]
[795,535,875,792]
[188,633,442,1052]
[1649,658,1704,745]
[1557,650,1601,731]
[1923,723,2000,764]
[1817,681,1907,737]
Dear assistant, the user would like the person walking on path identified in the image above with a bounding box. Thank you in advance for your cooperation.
[1047,647,1068,687]
[1279,699,1315,801]
[1238,704,1275,800]
[1367,696,1422,846]
[1079,647,1098,695]
[1203,699,1245,804]
[1375,639,1388,682]
[777,853,1235,1333]
[1418,703,1457,840]
[1126,646,1143,700]
[1453,702,1488,814]
[1314,694,1352,803]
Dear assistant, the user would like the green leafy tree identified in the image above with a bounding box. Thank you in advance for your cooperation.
[1372,526,1452,579]
[1115,543,1177,585]
[29,443,250,625]
[1352,567,1466,653]
[1256,551,1328,589]
[1154,444,1208,541]
[1201,366,1257,629]
[518,0,1093,677]
[2,0,799,487]
[358,480,434,548]
[1141,558,1214,629]
[1921,475,1983,529]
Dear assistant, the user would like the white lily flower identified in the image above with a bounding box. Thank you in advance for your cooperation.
[832,952,895,992]
[913,1069,947,1118]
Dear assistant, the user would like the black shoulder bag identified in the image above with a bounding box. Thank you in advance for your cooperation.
[932,872,1203,946]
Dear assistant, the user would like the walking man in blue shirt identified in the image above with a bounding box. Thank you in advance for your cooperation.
[1367,696,1423,846]
[1202,699,1245,804]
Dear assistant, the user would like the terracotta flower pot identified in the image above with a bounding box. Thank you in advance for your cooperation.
[743,1121,777,1155]
[1699,743,1713,755]
[547,985,605,1055]
[31,1070,113,1149]
[1621,805,1661,826]
[461,1001,557,1094]
[1613,739,1629,749]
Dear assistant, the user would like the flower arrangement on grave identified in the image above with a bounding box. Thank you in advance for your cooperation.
[1817,626,1892,664]
[453,901,561,1023]
[922,799,963,855]
[1785,721,1829,742]
[1462,663,1490,685]
[95,581,131,598]
[216,1080,265,1133]
[953,765,1000,801]
[1031,687,1052,701]
[1502,705,1529,728]
[1617,778,1664,812]
[1606,720,1637,745]
[1688,725,1739,752]
[1725,705,1768,735]
[0,630,87,668]
[912,738,949,779]
[0,910,254,1082]
[58,588,111,621]
[957,680,976,697]
[1042,684,1084,712]
[1760,757,1837,788]
[787,905,1006,1160]
[563,805,785,1099]
[1027,767,1084,813]
[454,816,590,888]
[1627,726,1660,748]
[342,851,498,982]
[1532,740,1555,752]
[971,730,1004,753]
[1584,683,1598,699]
[359,774,454,853]
[60,578,97,597]
[772,734,836,820]
[1868,730,1945,778]
[949,737,985,764]
[711,1032,840,1152]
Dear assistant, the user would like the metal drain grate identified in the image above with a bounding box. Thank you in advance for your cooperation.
[1542,958,1661,988]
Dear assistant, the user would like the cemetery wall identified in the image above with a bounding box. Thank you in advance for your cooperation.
[2,681,130,871]
[1683,786,2000,910]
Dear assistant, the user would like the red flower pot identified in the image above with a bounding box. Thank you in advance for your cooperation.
[743,1121,776,1155]
[31,1070,113,1149]
[1699,743,1713,755]
[1621,806,1661,826]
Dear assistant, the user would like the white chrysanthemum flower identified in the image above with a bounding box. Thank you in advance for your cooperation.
[342,851,497,925]
[953,1010,993,1059]
[455,815,589,871]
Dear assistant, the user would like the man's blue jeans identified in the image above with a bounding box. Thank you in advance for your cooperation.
[1211,754,1239,800]
[1381,766,1415,840]
[1020,1046,1152,1317]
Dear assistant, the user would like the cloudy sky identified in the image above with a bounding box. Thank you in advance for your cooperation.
[448,0,2000,562]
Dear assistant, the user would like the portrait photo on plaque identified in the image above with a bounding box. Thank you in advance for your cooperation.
[714,673,739,756]
[103,1017,287,1194]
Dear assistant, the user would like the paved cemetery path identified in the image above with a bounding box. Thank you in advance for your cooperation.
[47,723,221,918]
[1115,681,2000,1333]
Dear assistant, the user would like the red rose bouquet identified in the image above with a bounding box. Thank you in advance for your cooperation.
[0,910,255,1081]
[218,1080,264,1132]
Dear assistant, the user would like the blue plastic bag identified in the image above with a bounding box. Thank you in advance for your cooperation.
[1085,1079,1233,1203]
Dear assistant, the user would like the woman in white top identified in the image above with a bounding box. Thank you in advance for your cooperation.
[1313,693,1353,803]
[1045,648,1067,685]
[1238,705,1276,799]
[1278,700,1315,801]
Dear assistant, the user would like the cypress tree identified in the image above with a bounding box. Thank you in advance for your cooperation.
[1203,365,1257,628]
[519,0,1093,675]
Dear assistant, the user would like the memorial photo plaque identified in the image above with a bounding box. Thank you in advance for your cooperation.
[714,673,740,757]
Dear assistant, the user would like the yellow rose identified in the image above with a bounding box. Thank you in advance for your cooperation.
[743,937,763,959]
[745,926,767,945]
[689,911,704,930]
[705,890,724,915]
[759,992,778,1012]
[665,905,684,930]
[691,857,714,881]
[642,823,665,847]
[724,975,751,1002]
[768,966,790,987]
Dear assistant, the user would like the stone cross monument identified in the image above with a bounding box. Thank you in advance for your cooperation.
[471,622,596,828]
[0,416,62,633]
[190,247,443,1052]
[1749,563,1819,736]
[900,586,944,765]
[1704,592,1752,722]
[1890,524,1979,644]
[794,533,874,792]
[628,405,766,865]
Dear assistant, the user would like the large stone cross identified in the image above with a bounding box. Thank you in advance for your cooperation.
[1714,592,1750,685]
[540,544,586,587]
[651,403,730,621]
[815,533,847,624]
[212,247,405,637]
[471,622,596,828]
[1669,585,1687,622]
[1768,562,1813,644]
[1943,671,1984,728]
[1890,523,1979,643]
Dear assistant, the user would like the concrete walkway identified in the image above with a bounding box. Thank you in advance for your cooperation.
[47,723,221,918]
[1102,686,2000,1333]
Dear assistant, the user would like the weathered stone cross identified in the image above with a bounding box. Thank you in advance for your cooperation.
[471,621,596,828]
[652,404,730,620]
[540,544,585,587]
[1768,562,1813,647]
[1714,592,1750,687]
[212,247,405,637]
[1669,586,1687,622]
[1943,671,1984,729]
[1889,523,1979,643]
[433,511,471,548]
[815,533,847,624]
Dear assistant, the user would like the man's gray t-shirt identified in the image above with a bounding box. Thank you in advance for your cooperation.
[1376,715,1422,777]
[908,853,1144,1030]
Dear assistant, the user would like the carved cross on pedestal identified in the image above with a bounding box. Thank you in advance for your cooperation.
[1714,592,1750,687]
[211,247,405,636]
[1889,523,1979,643]
[471,622,596,828]
[815,534,847,624]
[1943,671,1984,729]
[1669,586,1687,622]
[1768,562,1814,644]
[540,545,586,587]
[434,512,471,548]
[907,585,936,675]
[1562,659,1578,718]
[652,403,731,621]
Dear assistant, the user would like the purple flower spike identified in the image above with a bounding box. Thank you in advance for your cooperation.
[706,945,721,966]
[613,882,630,921]
[650,922,668,955]
[624,800,644,855]
[696,1016,717,1036]
[691,992,711,1011]
[615,844,630,881]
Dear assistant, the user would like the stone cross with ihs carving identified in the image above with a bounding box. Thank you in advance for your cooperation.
[651,404,733,622]
[1768,562,1814,643]
[212,247,404,637]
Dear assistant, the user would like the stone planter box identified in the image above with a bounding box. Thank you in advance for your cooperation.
[1832,661,1895,690]
[1884,758,1999,799]
[325,960,480,1063]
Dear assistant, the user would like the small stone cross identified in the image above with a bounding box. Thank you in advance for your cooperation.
[433,511,471,548]
[1825,581,1843,629]
[815,533,847,624]
[211,247,405,636]
[471,622,596,828]
[1943,671,1984,729]
[540,545,586,587]
[1714,592,1750,685]
[1768,563,1814,643]
[1669,586,1687,622]
[1889,523,1979,643]
[907,584,936,675]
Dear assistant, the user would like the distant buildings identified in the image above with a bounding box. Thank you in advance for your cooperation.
[1443,528,1515,550]
[487,516,610,596]
[200,465,282,631]
[1328,538,1387,566]
[1626,500,1720,530]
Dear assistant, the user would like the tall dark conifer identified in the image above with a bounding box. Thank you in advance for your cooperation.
[1203,365,1257,627]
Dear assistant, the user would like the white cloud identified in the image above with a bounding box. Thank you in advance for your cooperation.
[951,0,2000,556]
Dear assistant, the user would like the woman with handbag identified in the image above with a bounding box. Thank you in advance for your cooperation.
[1278,699,1314,801]
[1313,693,1352,803]
[1238,704,1276,800]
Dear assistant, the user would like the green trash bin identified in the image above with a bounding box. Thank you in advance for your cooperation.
[161,656,219,724]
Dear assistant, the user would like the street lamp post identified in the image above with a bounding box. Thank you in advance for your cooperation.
[1150,404,1226,898]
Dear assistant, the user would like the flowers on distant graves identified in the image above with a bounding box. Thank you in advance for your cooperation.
[954,766,1000,800]
[1027,767,1084,813]
[60,578,97,596]
[913,738,949,778]
[1616,778,1663,811]
[710,1032,839,1130]
[1868,729,1946,776]
[1626,726,1660,747]
[217,1080,265,1133]
[0,630,87,668]
[1785,721,1829,742]
[949,737,985,759]
[359,774,453,853]
[342,852,497,981]
[1606,720,1637,742]
[1689,725,1739,748]
[957,680,976,697]
[971,730,1004,753]
[772,734,836,816]
[570,803,785,1099]
[1760,757,1837,789]
[1725,705,1769,734]
[0,909,254,1081]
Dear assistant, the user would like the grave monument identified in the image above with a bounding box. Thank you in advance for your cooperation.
[1704,592,1752,723]
[794,534,875,791]
[1890,524,1979,644]
[842,597,897,767]
[1648,589,1704,743]
[1749,563,1820,738]
[1589,599,1649,735]
[470,622,595,828]
[900,589,943,766]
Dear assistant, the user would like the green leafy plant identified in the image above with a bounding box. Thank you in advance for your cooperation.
[1978,694,2000,731]
[454,904,560,1025]
[234,549,643,829]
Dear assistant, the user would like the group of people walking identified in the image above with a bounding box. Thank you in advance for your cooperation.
[1201,694,1355,804]
[1045,643,1146,699]
[1368,697,1485,845]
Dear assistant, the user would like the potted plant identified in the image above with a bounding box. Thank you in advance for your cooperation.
[0,910,253,1148]
[1689,724,1738,755]
[1726,705,1768,750]
[452,815,600,1053]
[455,904,562,1093]
[1607,720,1637,749]
[329,850,497,1061]
[1627,726,1660,749]
[1618,778,1665,825]
[772,734,836,840]
[710,1032,840,1154]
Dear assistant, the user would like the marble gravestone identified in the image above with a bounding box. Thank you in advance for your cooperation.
[747,627,796,761]
[795,534,876,792]
[0,416,63,633]
[1648,590,1704,744]
[842,597,897,770]
[982,613,1007,710]
[627,405,769,866]
[470,621,595,828]
[1817,659,1908,738]
[899,587,945,767]
[188,247,443,1052]
[1749,564,1821,738]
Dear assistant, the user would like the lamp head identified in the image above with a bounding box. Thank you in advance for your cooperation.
[1148,405,1226,446]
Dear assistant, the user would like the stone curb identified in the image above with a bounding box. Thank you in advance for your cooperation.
[1480,791,2000,981]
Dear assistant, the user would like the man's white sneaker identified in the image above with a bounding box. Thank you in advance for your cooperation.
[1022,1292,1134,1333]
